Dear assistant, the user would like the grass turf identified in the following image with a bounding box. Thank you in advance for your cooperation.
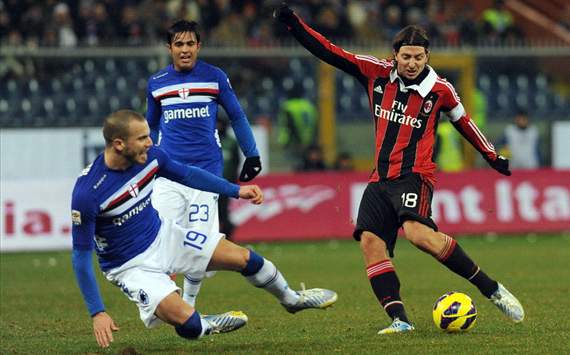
[1,234,569,354]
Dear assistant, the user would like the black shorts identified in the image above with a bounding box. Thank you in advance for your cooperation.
[353,173,438,257]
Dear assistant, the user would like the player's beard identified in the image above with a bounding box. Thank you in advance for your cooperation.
[123,146,148,165]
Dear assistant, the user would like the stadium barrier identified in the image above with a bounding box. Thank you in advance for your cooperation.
[229,169,570,242]
[1,169,568,251]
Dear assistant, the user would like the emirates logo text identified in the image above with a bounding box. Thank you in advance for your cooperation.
[374,100,422,128]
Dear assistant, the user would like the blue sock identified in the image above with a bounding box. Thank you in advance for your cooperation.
[240,250,264,276]
[175,311,203,340]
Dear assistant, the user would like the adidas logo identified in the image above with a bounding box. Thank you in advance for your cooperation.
[374,85,383,94]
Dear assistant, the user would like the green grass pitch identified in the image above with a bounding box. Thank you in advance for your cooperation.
[1,234,569,354]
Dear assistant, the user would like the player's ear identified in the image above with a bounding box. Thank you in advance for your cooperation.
[112,138,125,152]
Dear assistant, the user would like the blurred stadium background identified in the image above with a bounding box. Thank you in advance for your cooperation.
[1,0,568,248]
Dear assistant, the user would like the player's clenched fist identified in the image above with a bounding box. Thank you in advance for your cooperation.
[273,2,294,23]
[239,185,263,204]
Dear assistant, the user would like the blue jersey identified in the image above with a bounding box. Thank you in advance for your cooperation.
[146,61,259,177]
[71,146,239,271]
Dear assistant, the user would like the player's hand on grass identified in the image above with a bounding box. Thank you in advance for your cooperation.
[239,185,263,204]
[239,156,262,182]
[273,2,294,23]
[485,154,511,176]
[92,312,119,348]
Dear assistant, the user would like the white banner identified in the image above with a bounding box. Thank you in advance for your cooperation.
[1,179,75,251]
[1,125,268,180]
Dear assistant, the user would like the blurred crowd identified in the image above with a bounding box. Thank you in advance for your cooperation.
[1,0,525,48]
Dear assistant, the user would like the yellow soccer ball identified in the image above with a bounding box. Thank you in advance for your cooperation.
[432,292,477,332]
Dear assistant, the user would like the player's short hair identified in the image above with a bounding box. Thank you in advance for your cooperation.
[103,109,145,145]
[167,20,201,44]
[392,25,429,52]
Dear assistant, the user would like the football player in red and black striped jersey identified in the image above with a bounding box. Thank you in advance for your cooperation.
[276,4,524,334]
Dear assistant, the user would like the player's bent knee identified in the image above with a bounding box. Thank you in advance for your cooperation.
[175,311,203,340]
[360,232,389,260]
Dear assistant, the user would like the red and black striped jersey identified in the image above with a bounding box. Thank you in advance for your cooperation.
[284,14,497,185]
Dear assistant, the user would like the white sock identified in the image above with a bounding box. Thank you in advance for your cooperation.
[183,276,203,308]
[245,258,299,306]
[199,316,213,337]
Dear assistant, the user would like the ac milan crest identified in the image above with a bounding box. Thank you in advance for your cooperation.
[128,183,139,197]
[423,99,433,114]
[178,87,191,99]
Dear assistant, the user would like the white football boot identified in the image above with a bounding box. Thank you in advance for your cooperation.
[378,318,415,334]
[202,311,248,334]
[282,283,338,314]
[490,283,525,323]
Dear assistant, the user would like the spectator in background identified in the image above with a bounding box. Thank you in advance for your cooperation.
[334,151,355,171]
[211,10,248,45]
[313,7,352,40]
[383,5,403,40]
[277,82,318,160]
[297,144,327,172]
[217,117,240,240]
[248,20,275,47]
[87,2,116,45]
[118,5,144,46]
[457,4,480,46]
[481,0,522,42]
[498,110,541,169]
[19,3,44,47]
[0,8,10,42]
[347,1,382,43]
[52,2,77,47]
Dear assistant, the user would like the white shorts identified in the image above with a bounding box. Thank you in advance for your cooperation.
[152,177,220,232]
[104,218,223,328]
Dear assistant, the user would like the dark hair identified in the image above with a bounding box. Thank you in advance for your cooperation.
[103,109,145,145]
[392,25,429,52]
[167,20,201,44]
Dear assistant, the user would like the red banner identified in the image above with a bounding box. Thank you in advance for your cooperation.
[230,169,570,242]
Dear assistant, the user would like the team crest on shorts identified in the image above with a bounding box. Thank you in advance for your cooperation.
[423,99,433,114]
[138,289,149,305]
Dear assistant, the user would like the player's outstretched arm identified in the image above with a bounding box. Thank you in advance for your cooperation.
[451,116,511,176]
[92,312,120,348]
[274,2,368,80]
[239,185,264,205]
[156,147,240,197]
[441,84,511,176]
[72,248,119,348]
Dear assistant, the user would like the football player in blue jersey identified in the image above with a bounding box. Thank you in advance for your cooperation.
[146,20,262,307]
[72,110,337,348]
